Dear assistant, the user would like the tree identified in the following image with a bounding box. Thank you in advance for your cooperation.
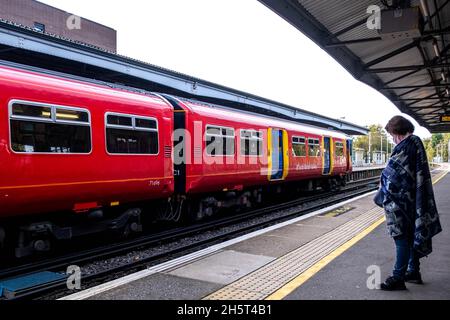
[423,138,435,162]
[421,133,450,163]
[353,124,391,162]
[441,133,450,162]
[352,126,449,164]
[431,133,443,148]
[445,133,450,162]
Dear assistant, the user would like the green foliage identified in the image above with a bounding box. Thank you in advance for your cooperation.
[353,124,392,161]
[431,133,443,148]
[427,133,449,162]
[353,126,450,163]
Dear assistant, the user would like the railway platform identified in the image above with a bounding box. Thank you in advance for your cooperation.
[61,165,449,301]
[352,165,386,172]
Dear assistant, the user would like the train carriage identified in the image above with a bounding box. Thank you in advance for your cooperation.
[0,64,354,256]
[0,65,174,219]
[156,96,352,219]
[168,97,350,193]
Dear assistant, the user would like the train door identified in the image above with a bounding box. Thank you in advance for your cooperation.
[161,94,186,194]
[323,136,332,175]
[346,139,353,172]
[268,129,289,181]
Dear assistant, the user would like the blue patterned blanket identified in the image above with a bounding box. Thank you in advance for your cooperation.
[378,135,442,257]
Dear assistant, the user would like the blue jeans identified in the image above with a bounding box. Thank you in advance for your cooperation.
[393,236,420,280]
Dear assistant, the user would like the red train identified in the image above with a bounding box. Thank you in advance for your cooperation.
[0,65,352,257]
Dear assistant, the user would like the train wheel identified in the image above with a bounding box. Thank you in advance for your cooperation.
[15,231,52,258]
[110,209,143,240]
[117,220,142,239]
[10,222,56,258]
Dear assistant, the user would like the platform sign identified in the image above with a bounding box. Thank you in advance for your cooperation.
[441,115,450,123]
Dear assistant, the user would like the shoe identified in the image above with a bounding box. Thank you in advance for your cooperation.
[380,276,407,291]
[405,271,423,284]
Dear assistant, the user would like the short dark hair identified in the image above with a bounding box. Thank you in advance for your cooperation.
[385,116,415,135]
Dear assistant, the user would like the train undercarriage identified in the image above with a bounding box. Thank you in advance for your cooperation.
[0,175,346,259]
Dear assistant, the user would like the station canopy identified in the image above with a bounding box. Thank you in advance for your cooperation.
[259,0,450,133]
[0,19,368,135]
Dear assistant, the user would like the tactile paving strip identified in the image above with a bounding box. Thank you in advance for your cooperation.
[204,207,384,300]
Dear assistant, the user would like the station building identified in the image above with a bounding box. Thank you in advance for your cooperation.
[0,0,116,52]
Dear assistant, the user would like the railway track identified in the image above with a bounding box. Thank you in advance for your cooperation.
[0,177,379,300]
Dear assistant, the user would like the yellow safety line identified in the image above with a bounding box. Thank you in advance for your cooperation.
[266,216,385,300]
[266,169,448,300]
[433,170,448,185]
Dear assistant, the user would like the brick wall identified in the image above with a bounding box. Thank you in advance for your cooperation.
[0,0,117,52]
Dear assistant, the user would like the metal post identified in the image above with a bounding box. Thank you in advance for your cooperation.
[385,133,388,162]
[387,138,390,161]
[448,139,450,163]
[368,132,372,164]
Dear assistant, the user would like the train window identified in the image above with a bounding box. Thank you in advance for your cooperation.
[206,125,235,156]
[56,108,89,123]
[105,113,159,155]
[106,129,158,154]
[253,131,262,139]
[240,130,262,156]
[335,142,345,157]
[135,118,157,130]
[12,103,52,120]
[107,114,132,127]
[292,136,306,157]
[9,101,91,154]
[308,138,321,157]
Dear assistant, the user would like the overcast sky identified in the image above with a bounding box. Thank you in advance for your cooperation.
[40,0,432,138]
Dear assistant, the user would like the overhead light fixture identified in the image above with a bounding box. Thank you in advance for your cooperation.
[433,40,440,58]
[420,0,430,19]
[447,88,450,96]
[379,7,422,40]
[442,72,447,82]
